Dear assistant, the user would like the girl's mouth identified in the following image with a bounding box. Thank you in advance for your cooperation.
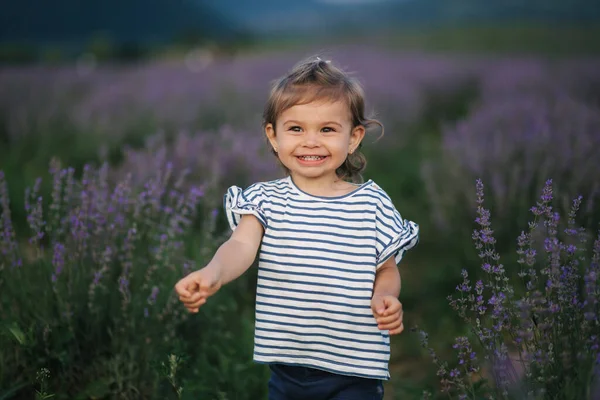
[298,156,326,161]
[296,155,328,165]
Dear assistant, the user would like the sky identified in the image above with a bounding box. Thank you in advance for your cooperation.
[316,0,397,4]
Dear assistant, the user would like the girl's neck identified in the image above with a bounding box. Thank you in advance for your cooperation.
[289,174,356,197]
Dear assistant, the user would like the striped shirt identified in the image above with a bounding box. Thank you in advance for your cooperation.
[224,176,419,380]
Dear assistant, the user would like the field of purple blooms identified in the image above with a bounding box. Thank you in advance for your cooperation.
[1,46,600,399]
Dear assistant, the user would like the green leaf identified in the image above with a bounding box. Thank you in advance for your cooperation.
[0,382,30,400]
[4,322,26,346]
[472,378,490,391]
[74,378,114,400]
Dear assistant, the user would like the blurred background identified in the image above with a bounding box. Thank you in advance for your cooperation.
[1,1,600,399]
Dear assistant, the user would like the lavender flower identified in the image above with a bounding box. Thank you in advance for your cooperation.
[25,178,45,249]
[420,179,600,399]
[0,171,21,269]
[50,242,65,283]
[2,159,207,384]
[422,91,600,247]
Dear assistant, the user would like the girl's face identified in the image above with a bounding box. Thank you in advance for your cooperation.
[265,99,365,186]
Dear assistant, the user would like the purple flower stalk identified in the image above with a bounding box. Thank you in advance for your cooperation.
[421,179,600,399]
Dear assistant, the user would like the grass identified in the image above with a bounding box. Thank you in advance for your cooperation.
[380,23,600,56]
[229,23,600,58]
[3,22,600,66]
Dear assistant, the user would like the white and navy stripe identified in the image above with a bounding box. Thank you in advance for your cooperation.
[224,176,419,380]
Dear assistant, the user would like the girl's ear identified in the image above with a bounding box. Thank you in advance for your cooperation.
[265,123,278,150]
[349,125,366,151]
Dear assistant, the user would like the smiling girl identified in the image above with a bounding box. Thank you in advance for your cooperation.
[175,56,420,400]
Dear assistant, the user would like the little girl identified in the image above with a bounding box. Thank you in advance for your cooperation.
[175,56,419,400]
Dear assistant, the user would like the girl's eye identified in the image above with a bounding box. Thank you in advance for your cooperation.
[288,126,302,132]
[321,127,336,133]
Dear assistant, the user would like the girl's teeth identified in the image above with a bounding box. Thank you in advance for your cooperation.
[300,156,324,160]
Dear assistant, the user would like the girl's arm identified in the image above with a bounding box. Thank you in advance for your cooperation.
[175,214,263,312]
[373,257,401,298]
[204,214,264,285]
[371,257,404,334]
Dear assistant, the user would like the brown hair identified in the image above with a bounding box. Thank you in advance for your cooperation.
[262,56,383,183]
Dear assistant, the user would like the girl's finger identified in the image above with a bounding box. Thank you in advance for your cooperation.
[186,298,207,309]
[376,311,400,325]
[180,293,203,304]
[384,299,402,314]
[388,322,405,335]
[175,282,191,298]
[378,319,401,332]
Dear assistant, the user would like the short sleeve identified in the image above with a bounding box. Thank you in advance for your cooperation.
[375,195,419,268]
[223,184,268,230]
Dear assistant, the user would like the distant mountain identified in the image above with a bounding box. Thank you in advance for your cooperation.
[203,0,600,35]
[0,0,247,46]
[430,0,600,23]
[1,0,599,46]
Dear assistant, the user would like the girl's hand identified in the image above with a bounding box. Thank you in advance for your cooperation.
[371,295,404,335]
[174,267,222,313]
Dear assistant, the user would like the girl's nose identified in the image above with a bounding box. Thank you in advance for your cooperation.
[302,130,320,147]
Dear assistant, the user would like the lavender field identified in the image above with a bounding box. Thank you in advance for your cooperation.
[1,46,600,399]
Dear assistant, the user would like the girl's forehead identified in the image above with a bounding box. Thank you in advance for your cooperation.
[279,100,351,121]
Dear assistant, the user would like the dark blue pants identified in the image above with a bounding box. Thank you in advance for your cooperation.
[268,364,384,400]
